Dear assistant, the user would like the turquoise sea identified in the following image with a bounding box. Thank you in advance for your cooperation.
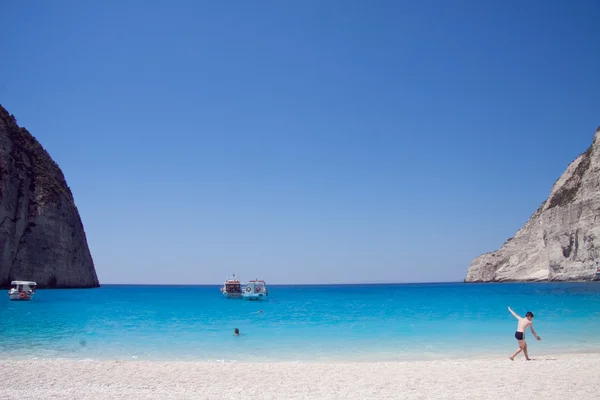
[1,283,600,362]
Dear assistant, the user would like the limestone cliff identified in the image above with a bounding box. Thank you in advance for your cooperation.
[465,127,600,282]
[0,104,99,288]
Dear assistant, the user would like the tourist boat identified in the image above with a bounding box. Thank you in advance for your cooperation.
[593,262,600,281]
[8,281,37,301]
[242,279,268,300]
[220,275,243,299]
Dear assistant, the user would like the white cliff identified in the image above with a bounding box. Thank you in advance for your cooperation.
[466,127,600,282]
[0,104,99,288]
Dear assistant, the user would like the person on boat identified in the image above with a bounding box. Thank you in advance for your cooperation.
[508,306,541,361]
[233,328,240,336]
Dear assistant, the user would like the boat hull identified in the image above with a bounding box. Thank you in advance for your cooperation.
[242,293,266,301]
[222,292,243,299]
[8,293,32,301]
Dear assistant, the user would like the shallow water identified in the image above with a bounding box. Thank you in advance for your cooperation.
[1,282,600,361]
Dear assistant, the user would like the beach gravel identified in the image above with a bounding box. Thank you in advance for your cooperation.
[1,353,599,399]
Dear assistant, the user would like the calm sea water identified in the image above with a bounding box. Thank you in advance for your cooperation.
[1,283,600,362]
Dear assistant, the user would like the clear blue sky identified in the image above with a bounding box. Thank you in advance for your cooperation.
[1,1,599,284]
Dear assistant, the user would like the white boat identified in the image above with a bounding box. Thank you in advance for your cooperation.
[242,279,268,300]
[220,276,243,299]
[8,281,37,301]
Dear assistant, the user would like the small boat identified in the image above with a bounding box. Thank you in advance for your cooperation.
[593,262,600,281]
[220,275,243,299]
[242,279,268,300]
[8,281,37,301]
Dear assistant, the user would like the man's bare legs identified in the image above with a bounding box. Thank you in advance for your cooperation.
[510,340,526,360]
[509,347,522,360]
[523,342,531,361]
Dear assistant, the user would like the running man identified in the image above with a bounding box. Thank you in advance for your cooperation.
[508,306,541,361]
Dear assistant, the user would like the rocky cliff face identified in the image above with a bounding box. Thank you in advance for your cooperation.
[0,105,99,288]
[465,127,600,282]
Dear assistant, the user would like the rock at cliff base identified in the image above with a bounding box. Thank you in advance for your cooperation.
[466,127,600,282]
[0,104,99,288]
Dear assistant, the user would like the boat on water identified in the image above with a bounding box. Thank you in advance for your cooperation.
[593,262,600,281]
[8,281,37,301]
[220,276,243,298]
[242,279,268,301]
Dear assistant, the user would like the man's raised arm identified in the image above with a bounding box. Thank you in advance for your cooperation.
[508,306,520,319]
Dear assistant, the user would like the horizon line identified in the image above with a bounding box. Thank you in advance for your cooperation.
[96,281,466,286]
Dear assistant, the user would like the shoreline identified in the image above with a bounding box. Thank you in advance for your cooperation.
[3,353,600,399]
[3,345,600,363]
[3,351,595,364]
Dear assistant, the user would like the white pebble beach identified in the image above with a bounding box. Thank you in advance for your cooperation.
[2,353,600,399]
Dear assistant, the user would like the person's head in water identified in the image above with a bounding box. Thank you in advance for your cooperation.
[234,328,239,336]
[525,311,534,320]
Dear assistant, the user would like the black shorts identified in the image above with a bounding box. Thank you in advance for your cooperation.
[515,331,524,340]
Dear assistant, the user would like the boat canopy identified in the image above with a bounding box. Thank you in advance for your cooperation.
[11,281,37,286]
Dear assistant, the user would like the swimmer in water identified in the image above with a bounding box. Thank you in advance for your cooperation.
[233,328,239,336]
[508,306,541,361]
